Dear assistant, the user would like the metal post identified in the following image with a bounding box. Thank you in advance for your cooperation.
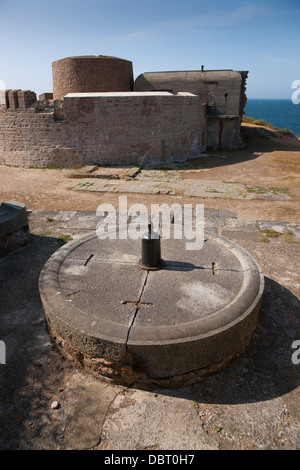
[138,222,164,271]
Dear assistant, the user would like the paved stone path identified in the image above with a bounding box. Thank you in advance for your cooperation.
[70,176,291,201]
[69,165,291,201]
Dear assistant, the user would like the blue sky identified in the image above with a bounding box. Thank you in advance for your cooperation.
[0,0,299,98]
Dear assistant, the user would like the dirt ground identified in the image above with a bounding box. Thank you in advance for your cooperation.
[0,123,299,223]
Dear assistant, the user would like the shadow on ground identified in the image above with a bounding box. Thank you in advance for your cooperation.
[142,125,300,172]
[0,234,66,449]
[187,277,300,405]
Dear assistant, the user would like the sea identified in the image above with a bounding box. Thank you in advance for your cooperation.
[244,99,300,137]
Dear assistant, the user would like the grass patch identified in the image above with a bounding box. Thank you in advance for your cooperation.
[252,119,268,126]
[205,189,223,193]
[259,229,299,244]
[57,234,73,246]
[282,231,299,243]
[244,185,269,195]
[215,426,223,434]
[242,116,255,123]
[78,182,95,188]
[268,187,290,195]
[253,119,277,130]
[244,184,290,196]
[259,229,282,238]
[46,217,54,223]
[260,237,270,243]
[242,116,279,131]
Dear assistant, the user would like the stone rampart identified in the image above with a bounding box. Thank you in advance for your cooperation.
[0,91,205,168]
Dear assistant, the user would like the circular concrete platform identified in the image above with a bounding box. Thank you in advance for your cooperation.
[39,230,264,389]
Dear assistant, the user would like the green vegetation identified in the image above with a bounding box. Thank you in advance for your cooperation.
[269,187,290,195]
[260,237,270,243]
[242,116,274,128]
[78,182,94,188]
[259,229,299,244]
[205,189,223,193]
[243,184,290,196]
[282,231,299,244]
[259,229,281,238]
[242,116,295,136]
[125,168,141,177]
[46,217,54,223]
[252,119,271,127]
[215,426,223,433]
[244,185,268,195]
[242,116,255,123]
[57,234,73,246]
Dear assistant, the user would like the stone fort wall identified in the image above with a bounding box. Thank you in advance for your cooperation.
[0,91,205,168]
[52,56,134,100]
[0,57,247,168]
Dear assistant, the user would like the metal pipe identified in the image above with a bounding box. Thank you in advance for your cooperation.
[138,222,164,271]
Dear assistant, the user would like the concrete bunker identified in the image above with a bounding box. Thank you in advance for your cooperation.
[134,69,248,149]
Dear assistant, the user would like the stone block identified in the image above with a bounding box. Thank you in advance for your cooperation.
[0,200,29,238]
[39,93,53,101]
[7,90,20,109]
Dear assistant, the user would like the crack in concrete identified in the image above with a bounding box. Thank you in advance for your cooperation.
[90,391,120,450]
[125,270,149,349]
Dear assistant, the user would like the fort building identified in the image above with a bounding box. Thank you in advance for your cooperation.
[0,55,248,168]
[52,56,134,99]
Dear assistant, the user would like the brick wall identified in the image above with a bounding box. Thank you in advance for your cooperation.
[52,56,134,100]
[0,106,82,167]
[0,91,205,168]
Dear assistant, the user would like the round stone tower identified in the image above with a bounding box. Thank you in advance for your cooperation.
[52,55,134,100]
